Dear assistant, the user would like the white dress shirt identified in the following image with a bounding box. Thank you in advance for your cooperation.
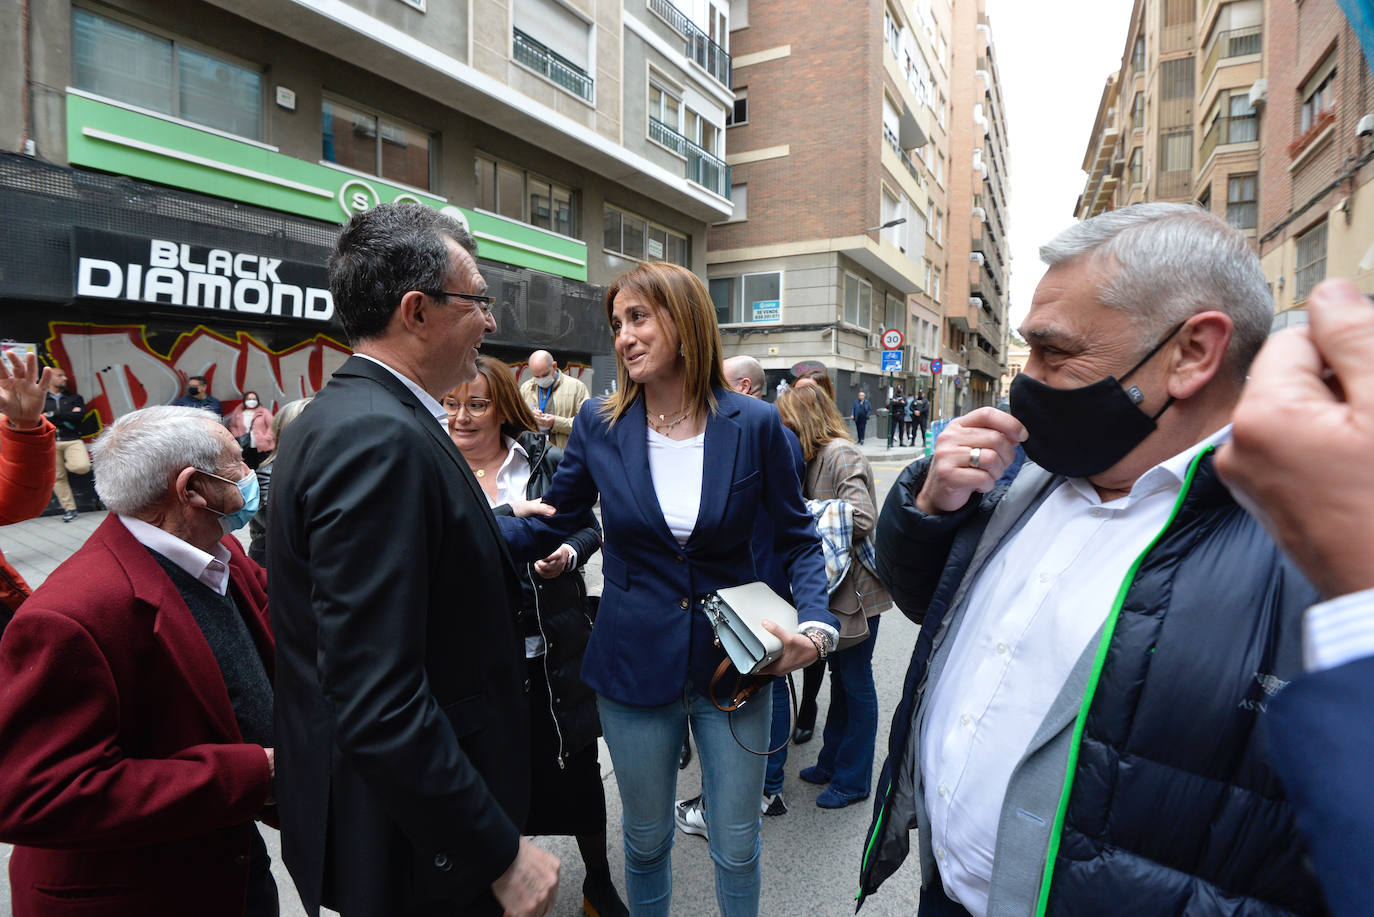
[118,515,232,596]
[922,426,1231,916]
[647,429,705,546]
[354,353,450,429]
[1303,587,1374,672]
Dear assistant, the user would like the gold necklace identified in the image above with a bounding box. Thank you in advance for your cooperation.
[647,405,691,433]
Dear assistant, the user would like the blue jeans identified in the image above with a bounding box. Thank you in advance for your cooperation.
[814,614,882,798]
[599,685,771,917]
[764,676,789,795]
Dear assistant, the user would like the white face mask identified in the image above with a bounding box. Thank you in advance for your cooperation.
[534,371,557,389]
[244,399,259,409]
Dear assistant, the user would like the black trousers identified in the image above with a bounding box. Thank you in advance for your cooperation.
[916,873,974,917]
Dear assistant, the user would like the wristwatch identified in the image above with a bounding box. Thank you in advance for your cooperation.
[801,625,839,660]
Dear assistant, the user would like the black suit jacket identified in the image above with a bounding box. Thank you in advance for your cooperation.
[267,356,529,917]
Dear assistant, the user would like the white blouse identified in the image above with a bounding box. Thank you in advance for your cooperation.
[647,428,705,546]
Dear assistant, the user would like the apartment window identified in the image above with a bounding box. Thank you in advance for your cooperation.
[884,7,901,58]
[720,184,747,222]
[1227,93,1258,142]
[604,205,689,266]
[684,109,721,157]
[934,210,943,245]
[324,98,432,190]
[843,274,874,329]
[513,0,593,101]
[885,294,903,332]
[1129,147,1143,184]
[711,272,781,324]
[72,8,263,141]
[1132,91,1144,125]
[1225,173,1257,229]
[881,188,902,247]
[1294,221,1328,301]
[932,266,942,303]
[727,88,748,126]
[923,259,933,295]
[649,80,683,132]
[477,155,577,235]
[1159,130,1193,172]
[1132,36,1145,73]
[1160,57,1195,100]
[1300,61,1337,134]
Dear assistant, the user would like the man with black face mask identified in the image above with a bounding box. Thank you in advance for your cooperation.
[856,203,1326,917]
[175,374,224,420]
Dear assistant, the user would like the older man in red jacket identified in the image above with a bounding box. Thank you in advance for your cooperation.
[0,404,277,917]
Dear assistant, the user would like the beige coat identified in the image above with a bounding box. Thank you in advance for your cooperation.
[804,438,892,622]
[519,371,590,448]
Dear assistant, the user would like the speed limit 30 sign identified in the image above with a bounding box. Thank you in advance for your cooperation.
[881,328,904,350]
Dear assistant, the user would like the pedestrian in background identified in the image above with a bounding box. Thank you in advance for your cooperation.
[1217,277,1374,916]
[42,368,90,522]
[900,393,915,446]
[521,349,591,448]
[227,390,276,470]
[850,390,871,442]
[497,261,838,917]
[0,351,56,631]
[174,374,223,418]
[246,397,312,566]
[911,391,930,448]
[445,355,627,917]
[777,385,891,809]
[886,389,906,448]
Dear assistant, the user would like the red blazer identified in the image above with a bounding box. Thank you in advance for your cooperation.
[0,515,274,917]
[0,417,56,615]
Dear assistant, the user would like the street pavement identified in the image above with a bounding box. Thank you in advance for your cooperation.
[0,444,928,916]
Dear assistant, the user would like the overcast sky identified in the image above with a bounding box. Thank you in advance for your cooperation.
[984,0,1137,330]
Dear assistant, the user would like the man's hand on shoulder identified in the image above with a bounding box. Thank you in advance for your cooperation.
[491,836,560,917]
[917,406,1026,514]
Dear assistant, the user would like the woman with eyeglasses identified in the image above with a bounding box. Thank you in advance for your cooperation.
[442,355,628,917]
[497,262,837,917]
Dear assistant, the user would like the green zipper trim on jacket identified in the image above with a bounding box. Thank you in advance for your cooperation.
[1031,446,1211,917]
[856,777,892,905]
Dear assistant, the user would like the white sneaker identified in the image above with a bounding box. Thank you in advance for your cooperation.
[761,792,788,816]
[675,794,708,839]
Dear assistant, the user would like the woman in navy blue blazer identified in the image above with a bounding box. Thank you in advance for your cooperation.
[500,262,837,917]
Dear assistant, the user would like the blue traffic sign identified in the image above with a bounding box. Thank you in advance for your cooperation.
[881,350,903,372]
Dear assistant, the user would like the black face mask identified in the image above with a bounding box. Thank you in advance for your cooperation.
[1009,322,1185,478]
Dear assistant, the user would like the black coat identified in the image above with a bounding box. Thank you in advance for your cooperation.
[267,357,529,917]
[43,391,85,441]
[495,432,602,764]
[859,451,1326,915]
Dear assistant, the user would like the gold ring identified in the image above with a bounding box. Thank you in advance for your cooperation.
[969,447,982,469]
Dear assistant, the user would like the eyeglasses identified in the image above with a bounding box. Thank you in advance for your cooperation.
[444,398,491,417]
[429,290,495,314]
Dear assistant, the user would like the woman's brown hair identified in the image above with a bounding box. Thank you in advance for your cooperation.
[598,262,728,426]
[776,384,853,462]
[444,355,538,441]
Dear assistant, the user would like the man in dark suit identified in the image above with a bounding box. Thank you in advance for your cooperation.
[268,203,559,917]
[1217,277,1374,916]
[0,404,277,917]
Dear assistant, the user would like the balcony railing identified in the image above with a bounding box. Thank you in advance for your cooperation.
[649,117,731,197]
[1200,112,1259,163]
[513,29,594,101]
[647,0,732,89]
[1203,24,1262,87]
[882,125,923,188]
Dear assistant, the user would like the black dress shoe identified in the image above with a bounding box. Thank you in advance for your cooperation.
[792,727,814,744]
[583,869,629,917]
[679,737,692,770]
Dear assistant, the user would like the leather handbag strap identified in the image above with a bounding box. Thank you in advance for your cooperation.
[707,659,798,757]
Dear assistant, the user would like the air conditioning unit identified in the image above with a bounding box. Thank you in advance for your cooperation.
[1248,78,1268,109]
[868,332,882,349]
[971,206,986,220]
[970,252,986,265]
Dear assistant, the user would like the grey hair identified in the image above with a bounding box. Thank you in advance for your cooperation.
[1039,202,1272,378]
[92,406,230,516]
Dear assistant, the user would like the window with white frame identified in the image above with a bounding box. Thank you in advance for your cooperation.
[727,87,748,126]
[719,184,747,222]
[844,273,873,329]
[513,0,593,100]
[1225,173,1257,230]
[881,188,902,247]
[1300,58,1337,134]
[604,205,689,266]
[72,8,264,141]
[884,294,903,332]
[711,272,781,324]
[325,97,433,190]
[932,266,941,302]
[476,154,577,235]
[1294,220,1328,301]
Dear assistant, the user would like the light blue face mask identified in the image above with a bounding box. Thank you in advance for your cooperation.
[197,468,261,535]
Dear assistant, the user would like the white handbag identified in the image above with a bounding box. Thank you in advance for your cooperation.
[702,582,799,675]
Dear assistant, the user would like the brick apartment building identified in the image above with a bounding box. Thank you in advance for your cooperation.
[706,0,1011,417]
[1074,0,1374,323]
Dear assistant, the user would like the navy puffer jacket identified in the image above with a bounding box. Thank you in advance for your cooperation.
[859,450,1327,915]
